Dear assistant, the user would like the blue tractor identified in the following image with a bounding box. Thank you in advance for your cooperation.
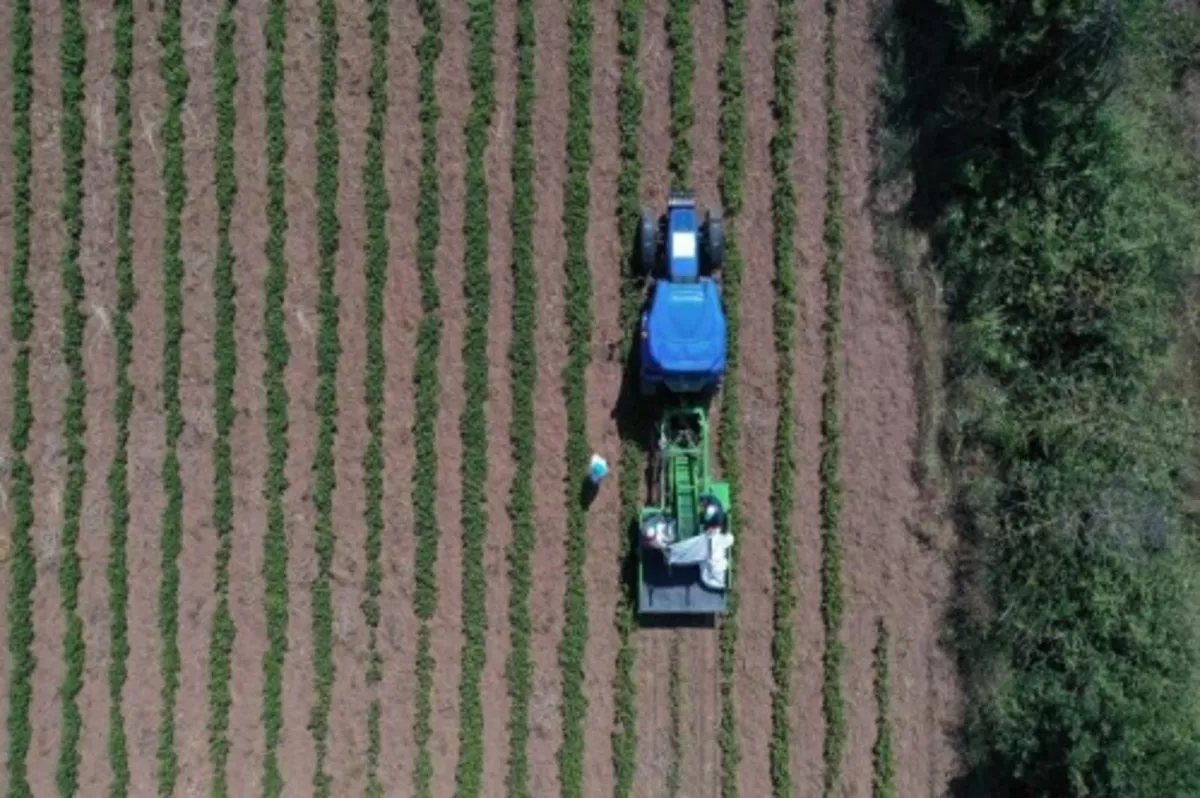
[638,191,727,396]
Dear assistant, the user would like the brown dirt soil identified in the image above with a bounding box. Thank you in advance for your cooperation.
[327,0,374,790]
[225,0,271,791]
[26,0,68,789]
[76,2,120,794]
[377,0,423,789]
[632,0,674,793]
[0,0,12,773]
[172,0,221,791]
[730,0,779,795]
[276,0,320,788]
[580,0,622,791]
[122,0,168,792]
[835,0,962,794]
[788,0,831,789]
[429,0,470,791]
[480,0,518,789]
[527,0,569,791]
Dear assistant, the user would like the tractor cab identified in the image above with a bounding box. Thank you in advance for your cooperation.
[638,192,727,396]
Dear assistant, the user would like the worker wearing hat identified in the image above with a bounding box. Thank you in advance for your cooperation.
[588,453,610,487]
[700,494,726,533]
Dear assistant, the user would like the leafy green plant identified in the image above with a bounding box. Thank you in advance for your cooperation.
[556,0,594,794]
[107,0,135,794]
[503,0,537,794]
[411,1,444,794]
[5,1,36,796]
[666,0,694,190]
[260,1,291,794]
[871,622,894,798]
[206,2,238,796]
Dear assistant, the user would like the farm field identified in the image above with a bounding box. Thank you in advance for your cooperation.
[0,0,967,797]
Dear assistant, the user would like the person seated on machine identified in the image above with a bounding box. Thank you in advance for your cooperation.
[699,494,726,535]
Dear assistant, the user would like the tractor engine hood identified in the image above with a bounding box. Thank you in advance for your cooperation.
[643,280,727,376]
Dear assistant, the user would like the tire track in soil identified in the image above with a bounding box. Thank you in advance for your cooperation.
[675,2,723,795]
[172,1,220,792]
[0,0,14,770]
[76,1,119,792]
[789,0,829,789]
[731,0,777,795]
[480,0,518,788]
[580,0,621,791]
[834,0,959,794]
[327,0,372,790]
[276,0,318,788]
[633,0,672,793]
[225,1,269,791]
[123,0,168,791]
[377,0,421,789]
[430,0,470,791]
[527,0,568,790]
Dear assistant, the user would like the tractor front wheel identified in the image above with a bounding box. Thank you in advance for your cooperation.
[703,210,724,273]
[639,211,659,276]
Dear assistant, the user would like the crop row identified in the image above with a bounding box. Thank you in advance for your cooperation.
[767,0,799,794]
[260,0,291,793]
[205,1,238,795]
[611,0,644,794]
[55,0,88,794]
[502,0,537,794]
[361,0,390,796]
[155,0,187,793]
[107,0,135,794]
[4,0,35,793]
[871,622,894,798]
[556,0,594,794]
[819,0,847,792]
[716,0,748,793]
[411,0,443,793]
[308,0,340,793]
[454,0,497,794]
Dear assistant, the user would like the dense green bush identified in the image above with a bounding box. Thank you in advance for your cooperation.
[871,623,893,798]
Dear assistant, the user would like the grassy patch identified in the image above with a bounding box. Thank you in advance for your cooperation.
[666,0,693,190]
[206,2,237,795]
[556,0,594,794]
[502,0,536,793]
[871,622,894,798]
[5,0,35,795]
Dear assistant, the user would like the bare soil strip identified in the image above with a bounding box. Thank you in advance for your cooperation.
[225,1,270,790]
[0,0,13,769]
[673,2,724,794]
[581,0,621,791]
[377,0,422,788]
[730,0,778,794]
[76,1,120,792]
[26,0,67,789]
[276,0,319,788]
[788,0,830,788]
[327,0,373,791]
[527,0,569,790]
[834,0,960,793]
[172,0,220,792]
[632,0,674,792]
[480,0,518,788]
[430,1,471,792]
[122,1,168,792]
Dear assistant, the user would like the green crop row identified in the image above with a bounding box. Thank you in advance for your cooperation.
[55,0,88,794]
[308,0,340,793]
[666,639,682,797]
[4,0,35,795]
[411,0,443,793]
[261,0,291,794]
[206,2,237,796]
[556,0,594,794]
[819,0,847,793]
[502,0,536,794]
[454,0,497,795]
[767,0,799,794]
[107,0,135,794]
[666,0,694,189]
[362,0,389,796]
[611,0,644,794]
[871,622,894,798]
[155,0,187,793]
[716,0,748,793]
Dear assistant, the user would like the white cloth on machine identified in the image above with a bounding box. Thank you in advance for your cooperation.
[663,530,735,591]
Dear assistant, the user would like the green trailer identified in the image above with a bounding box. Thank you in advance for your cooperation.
[637,406,733,615]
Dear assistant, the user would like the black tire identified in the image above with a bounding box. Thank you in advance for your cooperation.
[703,210,724,273]
[639,211,658,276]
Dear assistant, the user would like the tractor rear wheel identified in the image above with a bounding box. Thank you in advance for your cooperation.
[703,210,724,273]
[639,211,658,276]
